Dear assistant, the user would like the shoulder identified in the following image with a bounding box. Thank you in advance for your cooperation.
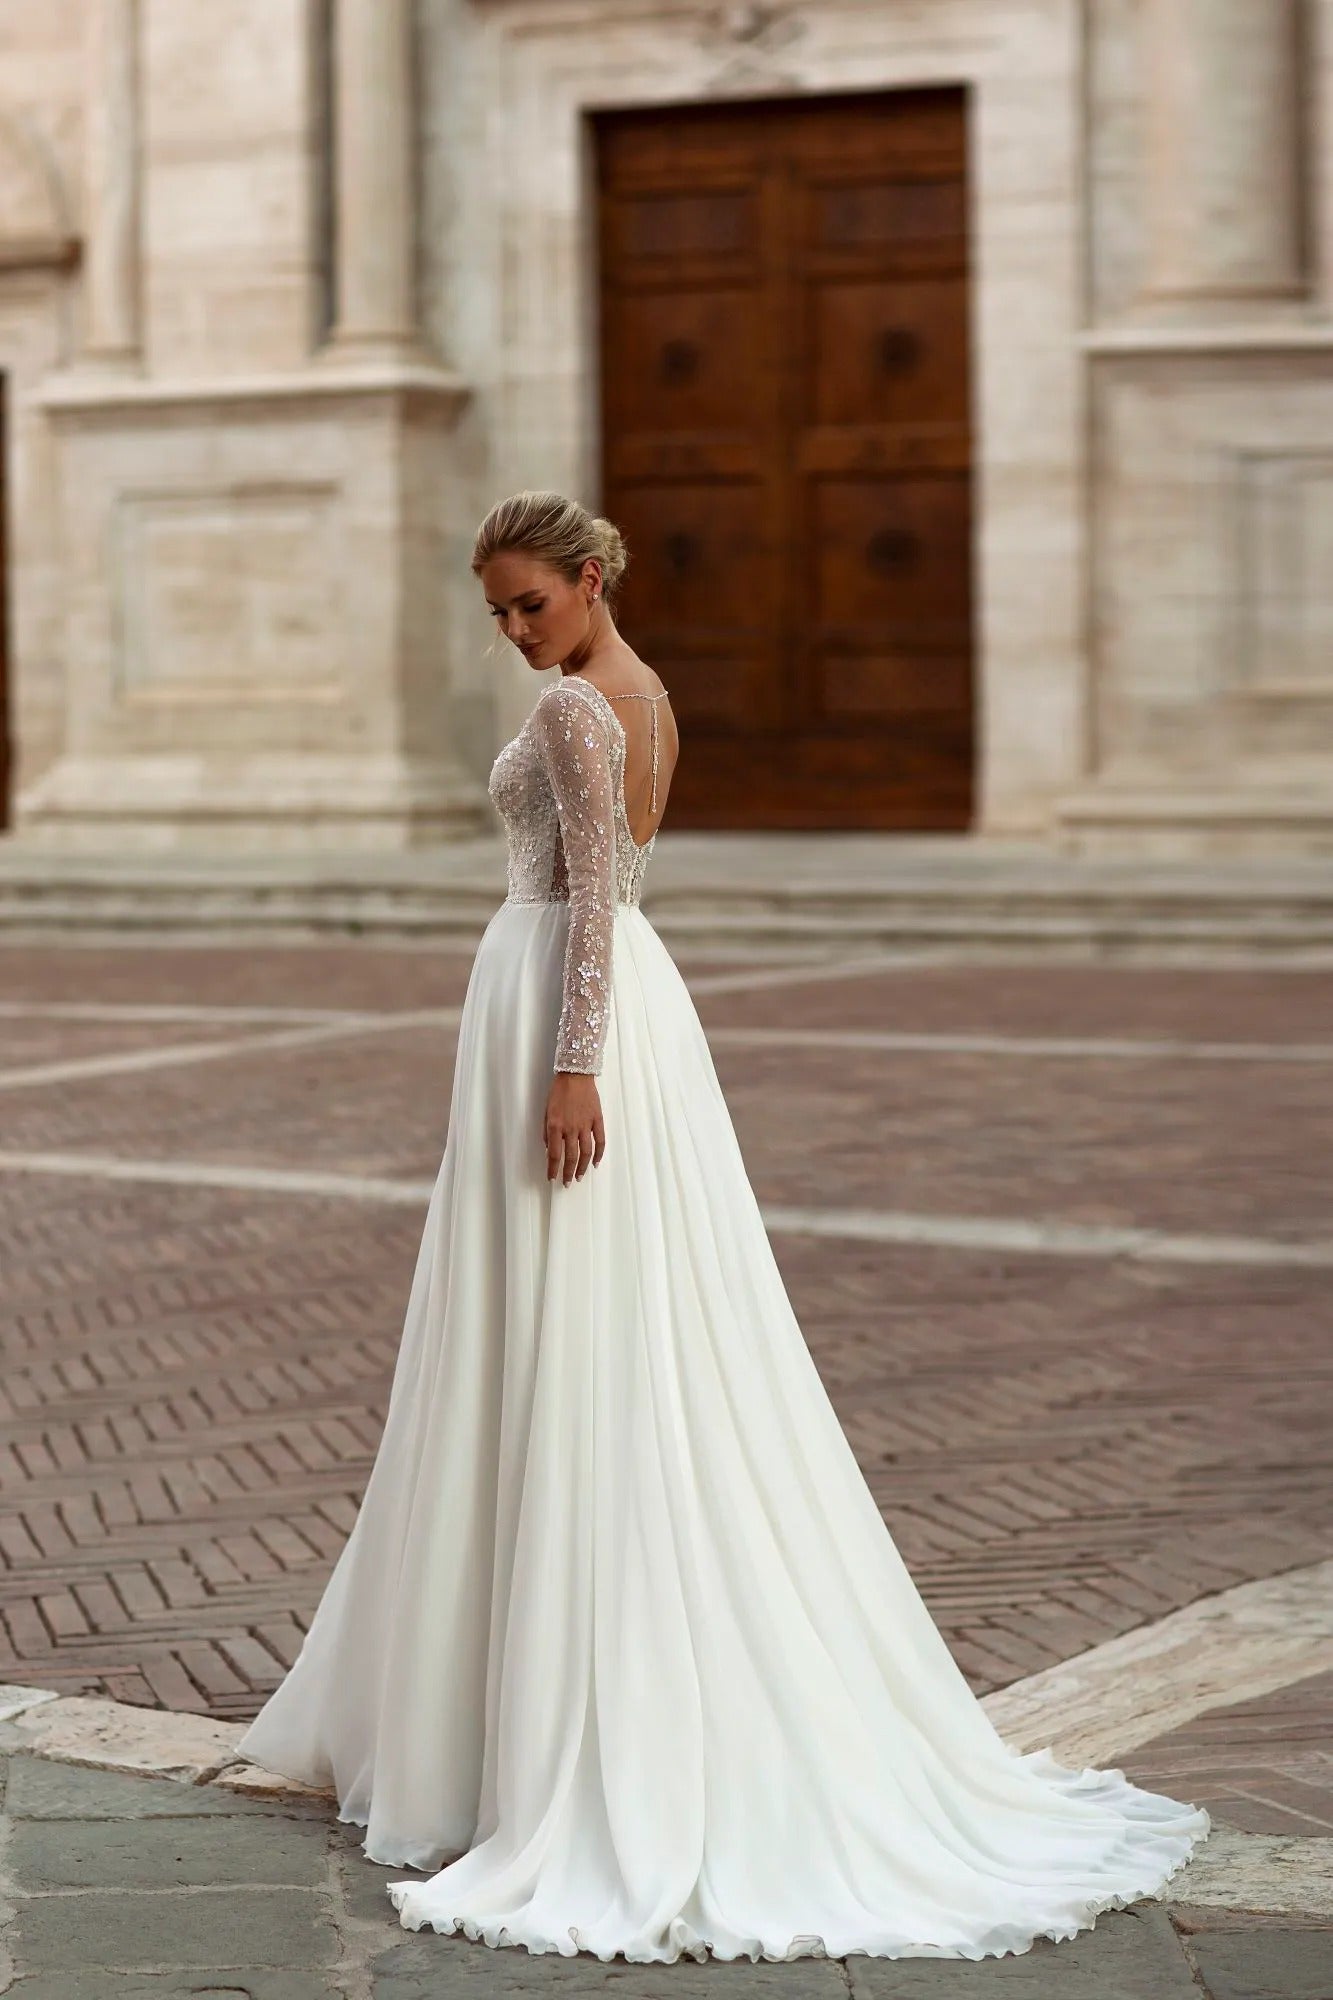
[535,674,591,710]
[533,675,610,728]
[531,676,615,752]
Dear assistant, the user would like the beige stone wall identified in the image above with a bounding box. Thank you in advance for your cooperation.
[0,0,1330,852]
[0,0,84,797]
[138,0,327,374]
[1064,0,1333,854]
[3,0,486,849]
[0,1,84,245]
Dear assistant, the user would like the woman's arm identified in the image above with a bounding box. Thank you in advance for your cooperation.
[531,681,618,1076]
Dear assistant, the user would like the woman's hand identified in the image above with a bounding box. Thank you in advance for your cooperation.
[544,1072,606,1185]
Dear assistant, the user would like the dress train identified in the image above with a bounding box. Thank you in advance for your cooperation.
[235,884,1209,1963]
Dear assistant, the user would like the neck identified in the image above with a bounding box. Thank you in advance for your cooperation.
[561,606,616,674]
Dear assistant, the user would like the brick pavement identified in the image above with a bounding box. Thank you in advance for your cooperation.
[0,943,1329,1749]
[708,1041,1333,1241]
[696,960,1333,1041]
[1125,1669,1333,1839]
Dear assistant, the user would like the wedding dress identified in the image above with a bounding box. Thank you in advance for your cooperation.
[234,670,1210,1964]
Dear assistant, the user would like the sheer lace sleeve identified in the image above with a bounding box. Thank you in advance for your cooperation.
[531,680,617,1075]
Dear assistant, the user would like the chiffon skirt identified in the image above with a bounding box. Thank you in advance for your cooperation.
[233,894,1210,1963]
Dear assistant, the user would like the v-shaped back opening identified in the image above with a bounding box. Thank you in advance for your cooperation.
[563,674,673,850]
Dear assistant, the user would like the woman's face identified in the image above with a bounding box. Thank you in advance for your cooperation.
[480,552,598,672]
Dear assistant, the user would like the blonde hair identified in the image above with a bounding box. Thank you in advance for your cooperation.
[471,490,629,605]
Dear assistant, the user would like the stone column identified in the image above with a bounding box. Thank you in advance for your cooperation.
[326,0,421,357]
[82,0,141,366]
[1139,0,1305,314]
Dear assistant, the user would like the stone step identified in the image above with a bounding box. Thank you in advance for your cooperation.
[0,834,1330,959]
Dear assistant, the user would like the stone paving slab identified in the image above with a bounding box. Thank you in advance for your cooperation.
[0,1698,243,1784]
[0,1749,1231,1999]
[847,1905,1201,1998]
[365,1938,849,1997]
[1158,1829,1333,1922]
[9,1813,329,1891]
[0,1977,343,1998]
[1183,1926,1333,2000]
[3,1752,305,1820]
[1,1746,1329,1997]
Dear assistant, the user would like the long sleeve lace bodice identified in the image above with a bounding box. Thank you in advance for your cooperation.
[487,674,659,1075]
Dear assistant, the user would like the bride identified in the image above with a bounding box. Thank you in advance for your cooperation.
[234,489,1210,1964]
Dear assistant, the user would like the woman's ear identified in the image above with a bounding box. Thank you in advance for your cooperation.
[583,558,603,604]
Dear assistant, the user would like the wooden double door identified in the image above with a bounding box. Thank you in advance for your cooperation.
[594,89,975,831]
[0,375,8,831]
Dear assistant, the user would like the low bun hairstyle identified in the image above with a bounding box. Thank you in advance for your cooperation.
[471,490,629,606]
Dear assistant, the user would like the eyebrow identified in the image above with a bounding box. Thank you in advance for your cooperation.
[486,589,545,609]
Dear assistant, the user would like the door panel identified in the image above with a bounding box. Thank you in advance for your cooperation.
[594,89,974,830]
[809,281,968,429]
[0,375,8,830]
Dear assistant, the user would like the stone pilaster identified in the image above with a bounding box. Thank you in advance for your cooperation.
[82,0,141,367]
[325,0,421,359]
[1139,0,1305,317]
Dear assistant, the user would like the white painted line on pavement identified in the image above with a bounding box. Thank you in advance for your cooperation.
[0,1007,460,1093]
[760,1203,1333,1267]
[2,998,1325,1070]
[0,1000,366,1024]
[684,952,943,995]
[0,1148,1327,1267]
[0,1149,436,1205]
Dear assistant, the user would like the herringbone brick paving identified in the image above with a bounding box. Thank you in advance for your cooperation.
[698,961,1333,1040]
[716,1046,1333,1241]
[0,943,1329,1738]
[0,1028,457,1176]
[1125,1667,1333,1836]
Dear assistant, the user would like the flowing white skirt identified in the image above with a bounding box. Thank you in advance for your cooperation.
[234,895,1210,1963]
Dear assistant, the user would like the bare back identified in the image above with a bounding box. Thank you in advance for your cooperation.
[581,668,678,848]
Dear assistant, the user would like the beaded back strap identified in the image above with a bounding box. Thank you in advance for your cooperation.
[605,690,669,811]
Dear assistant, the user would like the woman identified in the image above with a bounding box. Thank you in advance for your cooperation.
[235,490,1209,1964]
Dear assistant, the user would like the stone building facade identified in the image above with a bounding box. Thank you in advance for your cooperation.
[0,0,1330,854]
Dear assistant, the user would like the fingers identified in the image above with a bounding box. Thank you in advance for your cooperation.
[545,1121,601,1185]
[563,1127,596,1186]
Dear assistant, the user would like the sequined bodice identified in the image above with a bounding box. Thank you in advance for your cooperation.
[487,674,664,1075]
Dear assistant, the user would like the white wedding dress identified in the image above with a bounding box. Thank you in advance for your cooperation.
[235,671,1210,1963]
